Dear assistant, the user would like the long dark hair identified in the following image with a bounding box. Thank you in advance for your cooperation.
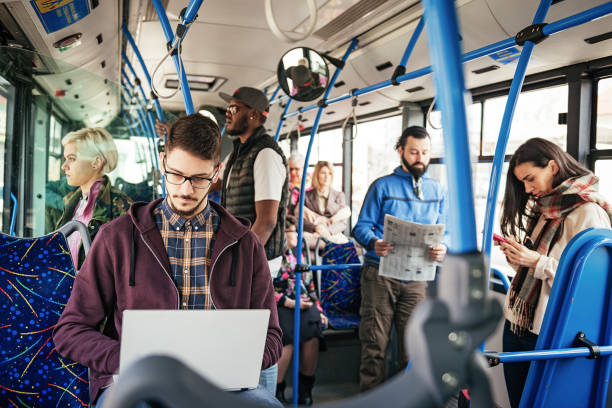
[500,137,590,240]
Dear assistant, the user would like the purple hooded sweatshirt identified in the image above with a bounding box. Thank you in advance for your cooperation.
[53,199,282,402]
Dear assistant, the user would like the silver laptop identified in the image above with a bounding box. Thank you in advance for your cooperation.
[120,309,270,391]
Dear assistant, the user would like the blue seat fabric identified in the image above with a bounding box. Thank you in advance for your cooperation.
[319,241,361,329]
[0,231,89,407]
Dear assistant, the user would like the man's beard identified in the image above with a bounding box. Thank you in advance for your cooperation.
[168,193,207,218]
[402,156,428,179]
[226,115,249,136]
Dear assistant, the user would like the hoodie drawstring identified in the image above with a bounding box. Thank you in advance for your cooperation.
[129,223,135,286]
[230,242,239,287]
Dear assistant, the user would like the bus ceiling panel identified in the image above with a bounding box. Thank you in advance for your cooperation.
[485,0,611,38]
[6,0,121,79]
[161,0,329,32]
[348,0,509,103]
[524,14,612,73]
[33,57,120,127]
[143,59,274,113]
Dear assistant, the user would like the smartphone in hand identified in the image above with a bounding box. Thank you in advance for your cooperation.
[493,233,508,244]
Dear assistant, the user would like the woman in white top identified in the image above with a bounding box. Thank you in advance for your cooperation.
[496,137,611,408]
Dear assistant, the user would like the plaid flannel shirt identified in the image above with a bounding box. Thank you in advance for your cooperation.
[154,199,219,309]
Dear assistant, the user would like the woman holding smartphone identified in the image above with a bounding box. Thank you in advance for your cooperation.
[495,138,611,407]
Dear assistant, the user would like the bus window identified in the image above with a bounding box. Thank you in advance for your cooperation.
[596,77,612,150]
[0,80,7,232]
[426,102,482,158]
[482,85,568,155]
[594,77,612,200]
[48,115,63,182]
[352,115,402,225]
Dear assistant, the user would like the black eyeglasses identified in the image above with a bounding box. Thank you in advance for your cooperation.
[163,159,218,189]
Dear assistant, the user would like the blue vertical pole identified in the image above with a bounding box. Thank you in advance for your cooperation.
[122,26,166,122]
[421,0,477,253]
[274,99,293,142]
[292,37,359,406]
[482,0,552,258]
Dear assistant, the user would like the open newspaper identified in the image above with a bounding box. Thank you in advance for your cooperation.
[379,214,445,281]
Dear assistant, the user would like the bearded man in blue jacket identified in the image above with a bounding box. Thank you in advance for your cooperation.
[353,125,448,391]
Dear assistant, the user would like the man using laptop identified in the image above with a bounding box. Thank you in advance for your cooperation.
[53,114,283,407]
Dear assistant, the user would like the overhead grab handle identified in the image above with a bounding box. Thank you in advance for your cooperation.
[265,0,318,42]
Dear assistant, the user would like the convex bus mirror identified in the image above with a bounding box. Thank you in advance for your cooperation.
[277,47,329,102]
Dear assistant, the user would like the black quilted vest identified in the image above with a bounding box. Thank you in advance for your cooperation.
[221,127,288,259]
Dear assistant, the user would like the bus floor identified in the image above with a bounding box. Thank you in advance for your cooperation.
[280,327,465,406]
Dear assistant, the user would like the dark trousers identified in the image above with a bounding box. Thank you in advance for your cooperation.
[502,320,539,408]
[359,263,427,391]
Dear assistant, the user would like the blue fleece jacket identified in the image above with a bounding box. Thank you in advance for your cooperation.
[352,166,449,265]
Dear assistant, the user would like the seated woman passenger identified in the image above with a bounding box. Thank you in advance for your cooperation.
[287,152,305,215]
[496,137,611,408]
[299,161,350,249]
[55,127,132,269]
[274,215,327,406]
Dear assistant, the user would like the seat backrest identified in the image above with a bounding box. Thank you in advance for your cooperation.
[319,240,361,329]
[520,228,612,408]
[0,229,90,407]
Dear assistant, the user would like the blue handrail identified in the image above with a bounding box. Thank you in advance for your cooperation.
[292,37,359,406]
[121,68,155,139]
[309,264,361,271]
[491,267,511,292]
[273,99,293,142]
[9,192,17,236]
[281,2,612,121]
[122,26,166,122]
[398,17,425,68]
[482,0,551,262]
[150,0,205,114]
[269,85,281,103]
[496,346,612,363]
[122,53,158,137]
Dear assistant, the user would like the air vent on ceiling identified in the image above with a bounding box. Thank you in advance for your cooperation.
[165,75,226,92]
[313,0,391,40]
[96,34,103,44]
[145,0,169,21]
[551,0,565,4]
[358,101,371,106]
[406,86,424,93]
[326,111,336,115]
[585,31,612,45]
[376,61,393,71]
[472,65,499,75]
[334,81,346,88]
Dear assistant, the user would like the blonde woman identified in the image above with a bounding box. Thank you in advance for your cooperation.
[298,161,350,248]
[56,127,132,269]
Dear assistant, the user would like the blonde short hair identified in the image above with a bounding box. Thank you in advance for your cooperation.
[311,161,334,191]
[62,127,118,174]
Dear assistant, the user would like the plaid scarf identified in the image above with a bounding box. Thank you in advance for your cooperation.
[508,174,612,335]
